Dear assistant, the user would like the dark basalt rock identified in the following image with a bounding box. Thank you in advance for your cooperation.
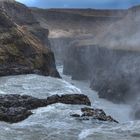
[46,94,91,106]
[60,94,91,106]
[0,94,48,110]
[0,107,32,123]
[71,107,119,123]
[70,114,81,117]
[0,94,91,123]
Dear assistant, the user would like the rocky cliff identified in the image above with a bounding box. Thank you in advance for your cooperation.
[0,1,60,77]
[0,1,51,47]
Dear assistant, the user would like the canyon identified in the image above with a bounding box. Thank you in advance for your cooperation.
[31,6,140,119]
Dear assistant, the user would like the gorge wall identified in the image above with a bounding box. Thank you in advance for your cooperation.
[63,6,140,103]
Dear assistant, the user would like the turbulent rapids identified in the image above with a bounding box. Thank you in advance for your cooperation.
[0,66,139,140]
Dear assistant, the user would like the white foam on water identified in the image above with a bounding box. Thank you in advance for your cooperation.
[78,125,104,139]
[78,120,140,140]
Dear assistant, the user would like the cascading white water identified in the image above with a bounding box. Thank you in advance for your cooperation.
[0,66,139,140]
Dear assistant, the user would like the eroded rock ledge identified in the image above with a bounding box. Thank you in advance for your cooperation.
[0,94,91,123]
[0,94,118,124]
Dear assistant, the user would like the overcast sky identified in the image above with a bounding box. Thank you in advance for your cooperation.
[16,0,140,9]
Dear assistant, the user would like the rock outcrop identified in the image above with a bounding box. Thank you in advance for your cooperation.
[0,94,118,124]
[71,107,119,123]
[0,1,60,77]
[0,94,91,123]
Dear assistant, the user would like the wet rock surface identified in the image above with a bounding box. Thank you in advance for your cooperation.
[71,107,119,123]
[0,107,32,123]
[0,94,91,123]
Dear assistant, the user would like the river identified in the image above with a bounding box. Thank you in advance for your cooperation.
[0,65,139,140]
